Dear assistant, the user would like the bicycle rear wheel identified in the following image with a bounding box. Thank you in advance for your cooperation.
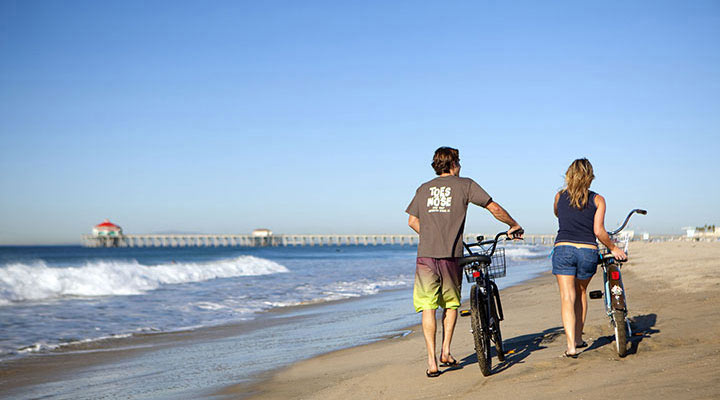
[612,309,628,357]
[470,284,491,376]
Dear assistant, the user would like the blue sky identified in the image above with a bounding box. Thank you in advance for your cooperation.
[1,1,718,244]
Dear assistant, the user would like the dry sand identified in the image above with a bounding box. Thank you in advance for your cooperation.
[224,241,720,399]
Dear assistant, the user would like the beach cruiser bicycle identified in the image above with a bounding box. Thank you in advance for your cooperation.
[589,208,647,357]
[459,231,521,376]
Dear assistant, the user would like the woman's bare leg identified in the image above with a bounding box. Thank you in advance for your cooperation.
[556,274,578,355]
[575,278,591,345]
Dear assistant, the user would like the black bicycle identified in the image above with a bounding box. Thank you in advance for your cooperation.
[589,209,647,357]
[459,231,519,376]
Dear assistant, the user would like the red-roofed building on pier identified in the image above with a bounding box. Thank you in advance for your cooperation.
[89,219,124,246]
[93,219,123,237]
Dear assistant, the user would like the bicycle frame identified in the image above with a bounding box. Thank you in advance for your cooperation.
[469,265,504,324]
[599,257,628,315]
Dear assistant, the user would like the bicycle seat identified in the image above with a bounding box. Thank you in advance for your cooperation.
[600,254,628,263]
[458,255,491,267]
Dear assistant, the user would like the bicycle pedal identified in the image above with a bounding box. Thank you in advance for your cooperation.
[460,309,471,317]
[589,290,603,299]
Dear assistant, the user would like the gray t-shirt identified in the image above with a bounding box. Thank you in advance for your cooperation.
[406,176,492,258]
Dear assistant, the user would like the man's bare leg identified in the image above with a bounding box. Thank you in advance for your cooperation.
[440,308,458,363]
[422,309,438,373]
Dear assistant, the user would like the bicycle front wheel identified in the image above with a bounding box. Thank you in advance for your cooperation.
[470,284,491,376]
[612,309,628,357]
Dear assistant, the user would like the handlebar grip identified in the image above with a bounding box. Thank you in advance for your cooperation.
[507,228,524,239]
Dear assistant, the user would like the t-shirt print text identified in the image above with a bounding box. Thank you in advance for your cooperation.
[427,186,452,213]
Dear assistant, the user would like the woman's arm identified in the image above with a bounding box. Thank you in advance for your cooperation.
[553,192,560,217]
[593,194,627,260]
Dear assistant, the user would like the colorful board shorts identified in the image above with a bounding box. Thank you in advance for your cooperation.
[413,257,463,312]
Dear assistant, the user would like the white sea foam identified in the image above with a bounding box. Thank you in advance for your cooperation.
[264,278,413,308]
[0,256,289,305]
[503,246,550,260]
[321,278,411,297]
[16,333,135,354]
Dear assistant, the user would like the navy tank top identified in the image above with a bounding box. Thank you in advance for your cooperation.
[555,190,598,245]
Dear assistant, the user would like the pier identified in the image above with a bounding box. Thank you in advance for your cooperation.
[80,233,557,248]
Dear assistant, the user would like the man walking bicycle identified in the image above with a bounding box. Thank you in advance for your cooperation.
[406,147,523,377]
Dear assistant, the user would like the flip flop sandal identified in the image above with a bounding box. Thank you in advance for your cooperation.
[426,369,441,378]
[561,351,579,359]
[576,341,588,348]
[439,357,458,367]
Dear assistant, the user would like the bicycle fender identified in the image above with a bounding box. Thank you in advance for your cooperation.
[607,263,627,310]
[489,280,504,321]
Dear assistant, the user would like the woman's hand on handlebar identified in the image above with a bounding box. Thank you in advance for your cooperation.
[507,226,524,240]
[611,246,627,261]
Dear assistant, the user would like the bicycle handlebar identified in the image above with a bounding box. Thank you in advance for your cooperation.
[608,209,648,236]
[463,230,524,257]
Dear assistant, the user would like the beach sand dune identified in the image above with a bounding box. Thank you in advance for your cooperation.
[228,242,720,399]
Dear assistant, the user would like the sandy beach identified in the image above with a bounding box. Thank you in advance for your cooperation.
[223,241,720,399]
[1,241,718,399]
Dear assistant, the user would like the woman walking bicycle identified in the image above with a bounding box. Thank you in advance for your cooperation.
[552,158,626,357]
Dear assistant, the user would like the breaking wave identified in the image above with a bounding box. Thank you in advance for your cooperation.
[0,256,289,305]
[503,246,551,260]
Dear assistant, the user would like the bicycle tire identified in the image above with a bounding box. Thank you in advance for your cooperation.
[470,284,491,376]
[612,309,628,357]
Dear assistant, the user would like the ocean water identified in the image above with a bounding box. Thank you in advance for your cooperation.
[0,244,550,399]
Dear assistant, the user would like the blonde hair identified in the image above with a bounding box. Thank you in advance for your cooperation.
[563,158,595,209]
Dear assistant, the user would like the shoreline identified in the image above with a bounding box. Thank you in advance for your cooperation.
[0,286,414,395]
[220,241,720,399]
[218,272,555,399]
[0,251,548,399]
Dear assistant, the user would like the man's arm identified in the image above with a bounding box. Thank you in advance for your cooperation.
[408,215,420,234]
[485,201,523,238]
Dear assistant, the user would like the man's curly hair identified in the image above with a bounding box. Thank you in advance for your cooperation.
[431,147,459,175]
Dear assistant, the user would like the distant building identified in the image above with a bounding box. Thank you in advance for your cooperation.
[682,226,719,239]
[93,219,123,237]
[620,230,635,240]
[682,226,696,238]
[252,228,272,237]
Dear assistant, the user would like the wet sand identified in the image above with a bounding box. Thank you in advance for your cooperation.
[222,241,720,399]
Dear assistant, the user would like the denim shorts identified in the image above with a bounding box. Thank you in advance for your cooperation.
[551,245,599,280]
